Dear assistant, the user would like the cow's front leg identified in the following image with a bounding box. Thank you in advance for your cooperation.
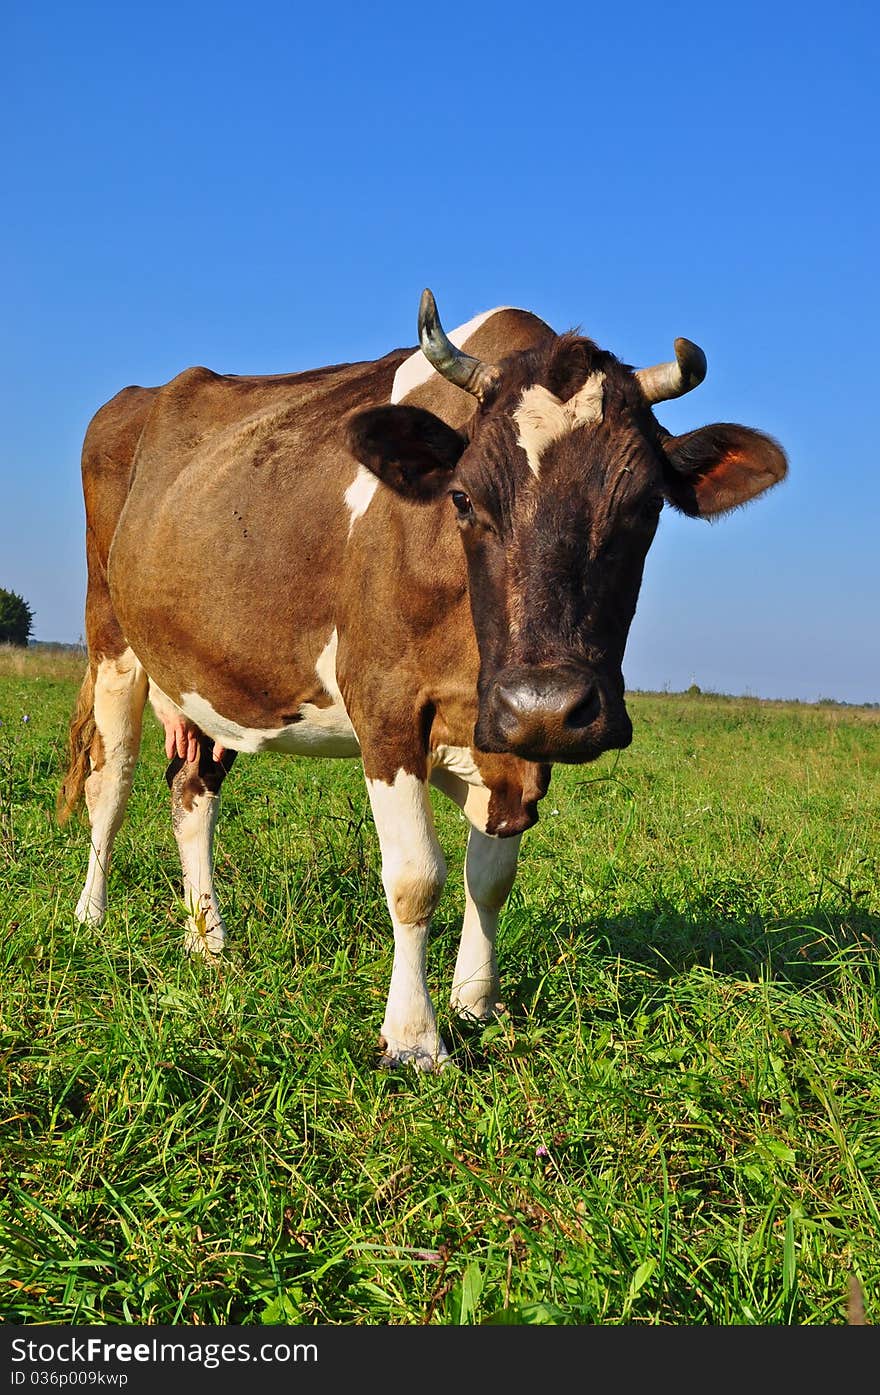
[451,827,522,1021]
[365,770,448,1070]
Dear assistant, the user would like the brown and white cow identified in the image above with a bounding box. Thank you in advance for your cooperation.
[58,290,787,1068]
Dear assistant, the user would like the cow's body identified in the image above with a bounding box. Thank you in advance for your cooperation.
[59,294,786,1068]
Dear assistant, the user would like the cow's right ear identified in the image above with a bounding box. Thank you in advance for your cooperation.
[347,406,467,502]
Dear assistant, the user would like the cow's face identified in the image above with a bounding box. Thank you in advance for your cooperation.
[349,292,787,765]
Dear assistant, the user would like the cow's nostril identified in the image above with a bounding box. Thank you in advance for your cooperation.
[480,667,627,761]
[564,686,601,731]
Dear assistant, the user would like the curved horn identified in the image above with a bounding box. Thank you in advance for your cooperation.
[635,337,707,404]
[418,288,500,400]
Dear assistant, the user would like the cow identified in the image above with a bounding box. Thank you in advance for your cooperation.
[57,289,787,1069]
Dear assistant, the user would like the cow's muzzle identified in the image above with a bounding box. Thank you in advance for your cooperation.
[476,664,632,763]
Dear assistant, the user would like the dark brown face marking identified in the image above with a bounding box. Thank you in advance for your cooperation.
[444,337,667,762]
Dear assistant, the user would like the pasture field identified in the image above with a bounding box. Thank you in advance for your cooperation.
[1,645,879,1326]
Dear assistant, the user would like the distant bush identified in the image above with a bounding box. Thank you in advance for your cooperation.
[0,589,34,646]
[686,683,702,696]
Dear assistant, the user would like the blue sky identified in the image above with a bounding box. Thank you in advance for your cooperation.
[2,0,877,702]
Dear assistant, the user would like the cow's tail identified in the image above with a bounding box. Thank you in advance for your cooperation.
[56,664,96,825]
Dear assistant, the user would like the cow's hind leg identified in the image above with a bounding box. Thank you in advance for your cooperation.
[451,827,522,1021]
[74,648,148,925]
[167,737,236,956]
[365,770,448,1070]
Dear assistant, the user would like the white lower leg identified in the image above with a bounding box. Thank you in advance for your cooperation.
[367,770,448,1070]
[172,784,227,955]
[75,651,147,925]
[76,768,120,924]
[381,916,446,1068]
[451,828,521,1020]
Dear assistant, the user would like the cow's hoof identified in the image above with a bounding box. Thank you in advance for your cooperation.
[377,1034,450,1073]
[450,990,504,1023]
[184,923,227,957]
[183,895,227,957]
[75,894,106,926]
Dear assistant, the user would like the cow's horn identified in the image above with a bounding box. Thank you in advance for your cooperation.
[635,338,707,404]
[418,289,500,400]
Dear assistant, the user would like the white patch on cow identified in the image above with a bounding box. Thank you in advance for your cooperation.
[147,680,181,729]
[428,743,493,833]
[430,742,483,782]
[162,629,360,759]
[514,385,572,477]
[366,769,448,1069]
[390,306,517,403]
[75,648,148,925]
[344,464,379,536]
[314,627,343,702]
[367,769,447,925]
[514,372,605,477]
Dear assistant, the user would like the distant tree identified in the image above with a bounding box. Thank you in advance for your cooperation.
[0,588,34,646]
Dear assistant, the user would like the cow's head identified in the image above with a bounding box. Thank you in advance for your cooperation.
[348,290,787,764]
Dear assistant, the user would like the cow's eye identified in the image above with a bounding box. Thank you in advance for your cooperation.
[450,490,473,518]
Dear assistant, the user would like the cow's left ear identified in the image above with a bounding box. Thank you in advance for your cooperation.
[347,405,467,502]
[661,423,788,518]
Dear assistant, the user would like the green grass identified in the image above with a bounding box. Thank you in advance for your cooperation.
[1,651,879,1325]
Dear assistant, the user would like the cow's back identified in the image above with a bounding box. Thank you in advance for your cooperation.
[104,350,408,724]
